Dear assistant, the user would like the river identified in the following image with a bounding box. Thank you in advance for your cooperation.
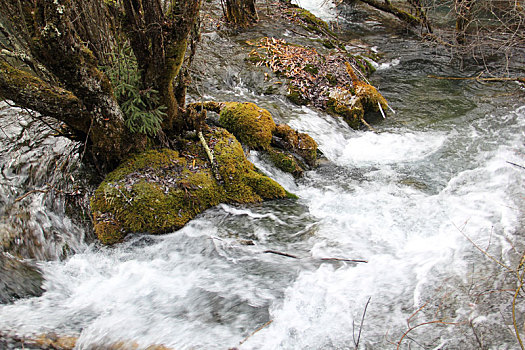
[0,1,524,349]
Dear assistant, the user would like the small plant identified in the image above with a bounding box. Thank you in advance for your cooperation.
[102,43,165,136]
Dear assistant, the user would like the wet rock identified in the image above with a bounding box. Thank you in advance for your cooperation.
[199,101,319,177]
[0,254,44,304]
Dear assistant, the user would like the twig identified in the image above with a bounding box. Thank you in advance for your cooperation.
[239,320,273,346]
[428,75,525,83]
[513,269,525,350]
[320,257,368,263]
[14,188,48,202]
[360,117,377,132]
[198,131,214,164]
[377,101,386,119]
[263,250,299,259]
[452,220,513,273]
[507,161,525,170]
[354,297,371,349]
[263,250,368,263]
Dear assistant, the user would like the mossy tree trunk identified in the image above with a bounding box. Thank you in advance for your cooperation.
[223,0,259,27]
[122,0,202,132]
[0,0,202,172]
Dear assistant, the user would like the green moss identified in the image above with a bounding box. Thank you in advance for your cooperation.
[91,129,290,244]
[245,171,288,199]
[210,128,286,202]
[273,124,318,166]
[287,85,308,105]
[320,39,336,49]
[219,102,276,150]
[326,94,364,130]
[267,148,303,177]
[288,8,336,37]
[304,64,319,75]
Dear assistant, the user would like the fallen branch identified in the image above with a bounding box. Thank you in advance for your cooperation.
[508,161,525,171]
[238,320,273,346]
[353,297,371,349]
[263,250,368,263]
[428,75,525,83]
[350,0,427,28]
[263,250,299,259]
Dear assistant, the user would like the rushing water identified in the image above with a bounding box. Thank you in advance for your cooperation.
[1,1,524,349]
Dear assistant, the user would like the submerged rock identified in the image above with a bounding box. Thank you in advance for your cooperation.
[0,254,44,304]
[91,127,288,244]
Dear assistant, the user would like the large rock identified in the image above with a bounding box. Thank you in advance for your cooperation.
[90,127,288,244]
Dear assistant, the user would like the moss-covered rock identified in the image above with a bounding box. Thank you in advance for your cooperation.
[267,148,304,177]
[219,102,276,150]
[91,128,288,244]
[326,87,363,129]
[272,124,318,166]
[325,63,388,129]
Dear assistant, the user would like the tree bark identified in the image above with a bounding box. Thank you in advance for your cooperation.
[122,0,203,132]
[223,0,259,27]
[0,0,203,171]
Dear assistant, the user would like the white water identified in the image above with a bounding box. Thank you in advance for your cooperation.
[1,1,524,346]
[0,99,523,348]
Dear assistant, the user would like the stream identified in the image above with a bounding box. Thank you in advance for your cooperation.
[1,1,524,349]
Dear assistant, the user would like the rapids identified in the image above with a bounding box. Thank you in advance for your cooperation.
[0,0,524,349]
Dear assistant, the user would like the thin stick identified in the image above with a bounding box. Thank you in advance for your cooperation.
[507,161,525,170]
[263,250,299,259]
[513,271,525,350]
[320,258,368,263]
[354,297,371,349]
[377,101,386,119]
[428,75,525,83]
[239,320,273,346]
[198,131,214,164]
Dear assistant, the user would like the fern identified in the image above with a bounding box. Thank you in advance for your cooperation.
[101,43,166,136]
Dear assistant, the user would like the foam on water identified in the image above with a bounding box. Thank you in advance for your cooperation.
[291,0,338,21]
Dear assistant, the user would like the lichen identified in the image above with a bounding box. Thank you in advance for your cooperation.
[91,128,288,244]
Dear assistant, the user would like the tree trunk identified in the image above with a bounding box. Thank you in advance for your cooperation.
[349,0,428,28]
[0,0,203,172]
[122,0,202,132]
[223,0,259,27]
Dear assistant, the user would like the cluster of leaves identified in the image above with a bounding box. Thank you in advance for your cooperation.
[247,37,373,108]
[102,44,165,136]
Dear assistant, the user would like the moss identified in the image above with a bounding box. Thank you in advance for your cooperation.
[287,8,336,37]
[304,64,319,75]
[219,102,276,150]
[210,128,286,202]
[274,124,318,166]
[245,171,288,199]
[267,148,303,177]
[287,85,308,105]
[320,39,336,49]
[91,128,289,244]
[91,148,225,243]
[326,88,364,130]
